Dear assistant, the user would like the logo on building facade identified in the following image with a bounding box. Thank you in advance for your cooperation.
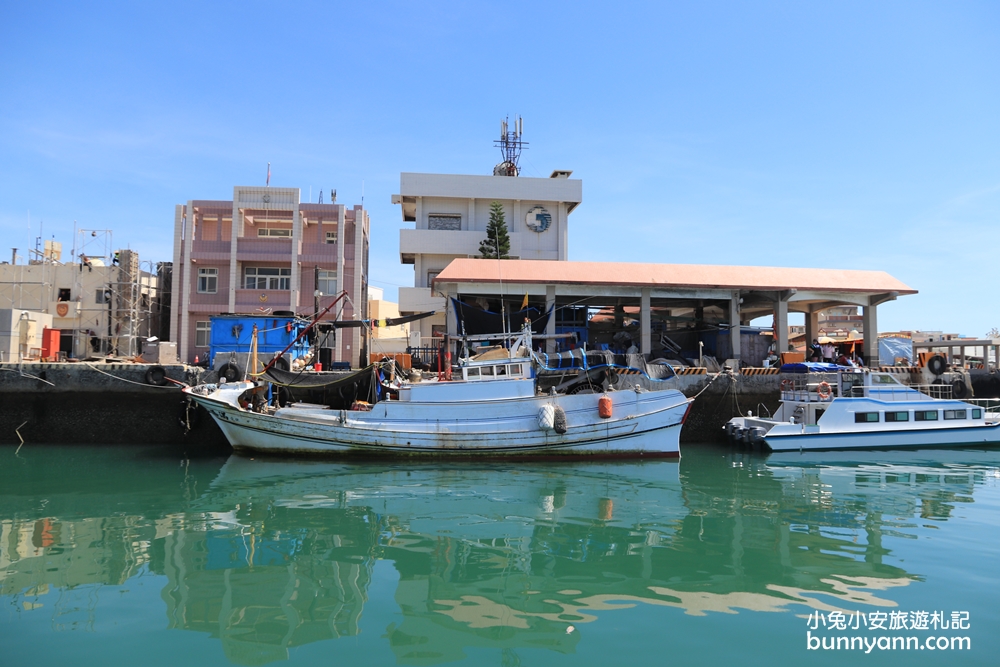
[525,206,552,233]
[56,302,69,317]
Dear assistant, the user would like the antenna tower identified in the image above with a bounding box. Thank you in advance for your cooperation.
[493,115,527,177]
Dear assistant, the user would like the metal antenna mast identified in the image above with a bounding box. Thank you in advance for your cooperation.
[493,115,527,177]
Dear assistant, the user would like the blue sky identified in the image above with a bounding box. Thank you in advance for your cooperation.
[2,1,998,336]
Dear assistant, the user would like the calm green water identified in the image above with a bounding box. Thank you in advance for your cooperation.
[2,444,999,666]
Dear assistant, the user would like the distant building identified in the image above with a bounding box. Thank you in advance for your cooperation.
[170,186,370,367]
[0,247,159,360]
[367,287,408,340]
[392,170,582,340]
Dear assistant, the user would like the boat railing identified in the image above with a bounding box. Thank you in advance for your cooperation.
[780,377,955,403]
[863,384,952,401]
[964,397,1000,412]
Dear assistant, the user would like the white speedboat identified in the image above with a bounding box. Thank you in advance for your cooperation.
[184,328,693,459]
[724,369,1000,452]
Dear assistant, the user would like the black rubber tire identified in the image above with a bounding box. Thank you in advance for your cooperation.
[952,379,969,399]
[145,365,168,386]
[927,354,947,376]
[218,363,242,382]
[271,356,290,372]
[606,368,619,387]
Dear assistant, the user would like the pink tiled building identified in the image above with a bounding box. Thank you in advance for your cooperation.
[170,186,369,367]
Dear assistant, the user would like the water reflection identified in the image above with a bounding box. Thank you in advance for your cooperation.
[2,445,999,664]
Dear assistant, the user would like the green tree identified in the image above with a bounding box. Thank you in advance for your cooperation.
[479,201,511,259]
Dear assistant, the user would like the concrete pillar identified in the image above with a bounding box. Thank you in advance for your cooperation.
[640,288,651,355]
[805,310,819,348]
[545,284,556,355]
[774,298,788,355]
[729,291,741,362]
[468,198,475,230]
[290,205,301,315]
[228,195,240,315]
[335,205,346,364]
[862,305,878,366]
[180,202,195,363]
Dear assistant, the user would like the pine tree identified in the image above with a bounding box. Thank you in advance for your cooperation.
[479,201,511,259]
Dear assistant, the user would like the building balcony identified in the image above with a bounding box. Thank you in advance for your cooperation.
[237,237,298,262]
[400,229,522,264]
[299,242,339,264]
[190,240,232,261]
[399,287,446,314]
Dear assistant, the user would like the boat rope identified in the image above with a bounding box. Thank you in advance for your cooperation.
[81,362,180,388]
[1,366,55,386]
[14,420,28,455]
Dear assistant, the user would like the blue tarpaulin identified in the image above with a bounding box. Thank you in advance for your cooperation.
[779,362,849,373]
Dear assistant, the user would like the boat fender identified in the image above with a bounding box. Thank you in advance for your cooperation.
[817,381,832,400]
[553,406,568,434]
[598,395,613,419]
[145,365,168,386]
[538,405,556,430]
[927,354,947,376]
[218,363,242,383]
[952,379,969,399]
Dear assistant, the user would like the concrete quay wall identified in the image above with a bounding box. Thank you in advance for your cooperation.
[0,362,227,448]
[0,363,786,447]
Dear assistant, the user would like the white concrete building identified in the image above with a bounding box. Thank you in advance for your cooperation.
[0,250,159,359]
[392,171,582,339]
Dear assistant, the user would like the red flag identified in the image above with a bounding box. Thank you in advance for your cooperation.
[266,162,271,186]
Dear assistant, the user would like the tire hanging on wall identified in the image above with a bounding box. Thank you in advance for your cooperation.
[218,363,242,382]
[927,354,947,376]
[145,365,168,386]
[952,379,969,399]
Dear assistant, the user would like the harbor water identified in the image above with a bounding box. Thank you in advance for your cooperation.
[2,443,999,665]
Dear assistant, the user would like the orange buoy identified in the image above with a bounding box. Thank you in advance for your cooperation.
[598,395,613,419]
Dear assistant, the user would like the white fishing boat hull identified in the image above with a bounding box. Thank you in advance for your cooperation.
[185,380,692,458]
[755,421,1000,452]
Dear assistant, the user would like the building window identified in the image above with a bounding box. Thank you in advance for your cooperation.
[58,288,71,302]
[198,267,218,294]
[944,409,967,420]
[854,412,879,423]
[245,267,291,290]
[915,410,939,421]
[325,231,338,244]
[427,270,440,288]
[196,321,210,347]
[884,411,909,422]
[257,228,292,238]
[317,270,337,295]
[96,289,109,304]
[428,214,462,231]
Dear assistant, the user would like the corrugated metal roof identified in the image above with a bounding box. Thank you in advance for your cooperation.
[434,258,916,294]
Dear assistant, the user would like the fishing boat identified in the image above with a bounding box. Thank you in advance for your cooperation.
[725,368,1000,452]
[183,324,693,459]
